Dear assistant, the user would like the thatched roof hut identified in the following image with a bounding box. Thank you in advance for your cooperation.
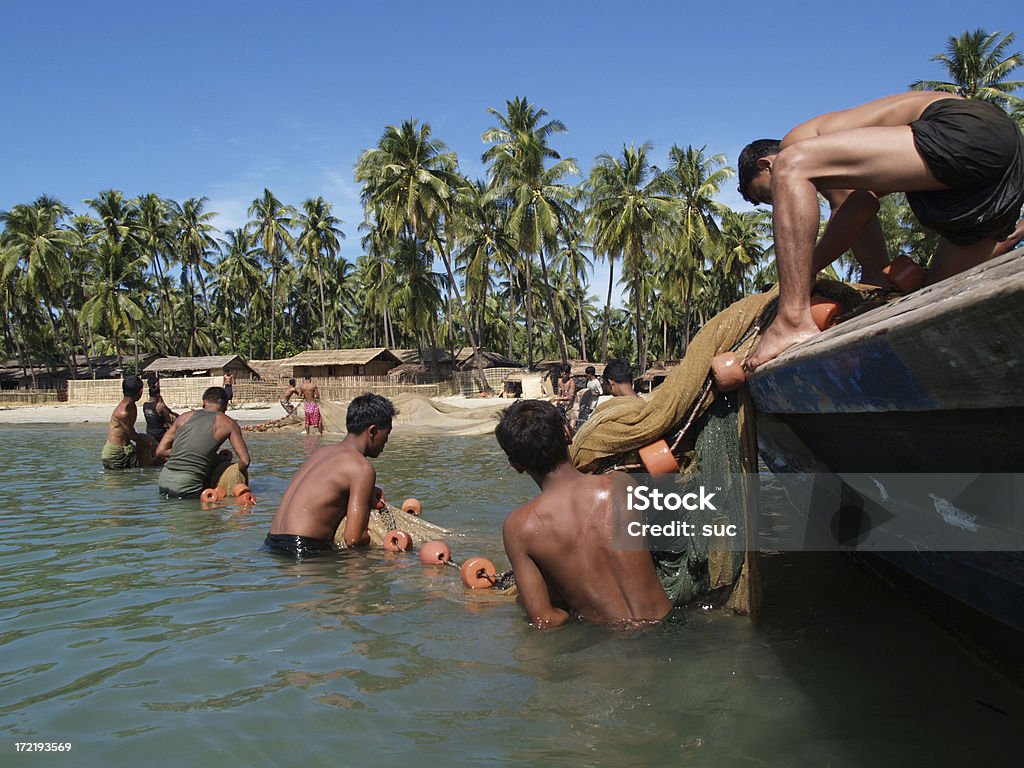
[281,348,402,378]
[144,355,257,379]
[454,348,523,371]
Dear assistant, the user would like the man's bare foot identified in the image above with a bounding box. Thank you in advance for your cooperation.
[743,317,820,371]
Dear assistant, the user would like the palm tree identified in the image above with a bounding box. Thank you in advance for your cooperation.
[295,197,345,350]
[248,189,296,359]
[716,208,771,305]
[659,144,733,351]
[356,120,484,375]
[454,180,518,350]
[0,197,79,376]
[217,228,265,357]
[132,193,177,352]
[81,238,148,370]
[172,197,219,355]
[483,97,579,366]
[585,143,673,373]
[910,29,1024,112]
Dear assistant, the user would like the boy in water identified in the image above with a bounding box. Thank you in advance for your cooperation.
[497,400,671,628]
[265,393,397,557]
[156,386,250,498]
[102,375,155,469]
[737,91,1024,370]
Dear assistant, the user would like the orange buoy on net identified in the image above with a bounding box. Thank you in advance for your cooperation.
[383,529,413,552]
[373,486,387,510]
[638,439,679,475]
[200,488,219,503]
[419,540,452,565]
[810,296,841,330]
[461,557,498,589]
[711,352,746,392]
[236,491,257,506]
[213,486,228,500]
[232,483,251,498]
[883,255,927,293]
[401,498,422,516]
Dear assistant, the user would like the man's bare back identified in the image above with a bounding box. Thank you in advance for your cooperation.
[300,380,320,402]
[270,442,375,546]
[107,397,142,447]
[504,469,672,627]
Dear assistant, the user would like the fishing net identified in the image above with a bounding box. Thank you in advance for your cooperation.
[570,279,888,615]
[334,502,452,549]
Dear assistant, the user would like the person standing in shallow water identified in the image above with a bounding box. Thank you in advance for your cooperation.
[299,376,323,434]
[737,91,1024,371]
[497,400,672,628]
[155,386,250,498]
[279,378,299,415]
[102,375,155,469]
[265,393,396,557]
[143,381,177,446]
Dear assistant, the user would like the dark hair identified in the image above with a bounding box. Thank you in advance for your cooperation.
[585,365,596,376]
[602,358,633,384]
[561,364,571,376]
[288,378,296,386]
[346,393,397,434]
[737,139,780,203]
[495,400,569,475]
[304,376,312,381]
[148,383,161,398]
[123,375,144,397]
[202,386,228,407]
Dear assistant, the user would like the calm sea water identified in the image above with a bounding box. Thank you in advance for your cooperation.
[0,424,1019,767]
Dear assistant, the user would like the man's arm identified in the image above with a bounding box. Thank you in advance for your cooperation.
[123,404,153,446]
[503,512,570,629]
[342,469,374,548]
[813,189,887,277]
[155,415,184,462]
[225,418,251,471]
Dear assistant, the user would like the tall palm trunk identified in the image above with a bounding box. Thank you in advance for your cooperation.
[602,258,615,361]
[536,247,569,365]
[577,299,587,361]
[433,236,489,391]
[316,262,328,350]
[524,255,534,368]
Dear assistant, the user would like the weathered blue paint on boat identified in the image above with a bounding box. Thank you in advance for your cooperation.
[749,249,1024,678]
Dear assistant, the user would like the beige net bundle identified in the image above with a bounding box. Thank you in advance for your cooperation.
[334,503,452,549]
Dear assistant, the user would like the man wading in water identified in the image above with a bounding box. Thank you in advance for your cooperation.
[265,394,396,557]
[497,400,671,628]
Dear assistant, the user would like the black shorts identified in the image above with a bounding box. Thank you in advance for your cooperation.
[263,533,334,558]
[907,98,1024,245]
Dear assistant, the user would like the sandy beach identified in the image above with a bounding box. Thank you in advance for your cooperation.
[0,395,512,426]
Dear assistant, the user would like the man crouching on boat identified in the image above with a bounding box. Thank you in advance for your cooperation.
[497,400,672,628]
[265,393,396,558]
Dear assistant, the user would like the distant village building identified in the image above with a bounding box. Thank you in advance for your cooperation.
[281,348,402,379]
[389,348,455,382]
[143,355,257,380]
[1,354,159,390]
[454,348,523,371]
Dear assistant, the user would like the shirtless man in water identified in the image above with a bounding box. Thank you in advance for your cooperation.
[265,393,396,557]
[279,378,299,415]
[738,91,1024,370]
[101,375,155,469]
[497,400,672,628]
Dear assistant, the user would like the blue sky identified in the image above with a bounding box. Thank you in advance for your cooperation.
[2,1,1019,302]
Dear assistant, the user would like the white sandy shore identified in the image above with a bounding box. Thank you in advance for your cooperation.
[0,395,513,426]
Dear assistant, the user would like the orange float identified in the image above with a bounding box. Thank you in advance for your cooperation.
[213,486,228,500]
[373,486,386,510]
[710,352,746,392]
[232,483,251,498]
[236,492,257,506]
[638,440,679,475]
[810,296,841,330]
[401,498,422,516]
[419,540,452,565]
[200,488,218,503]
[461,557,497,589]
[383,530,413,552]
[883,255,927,293]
